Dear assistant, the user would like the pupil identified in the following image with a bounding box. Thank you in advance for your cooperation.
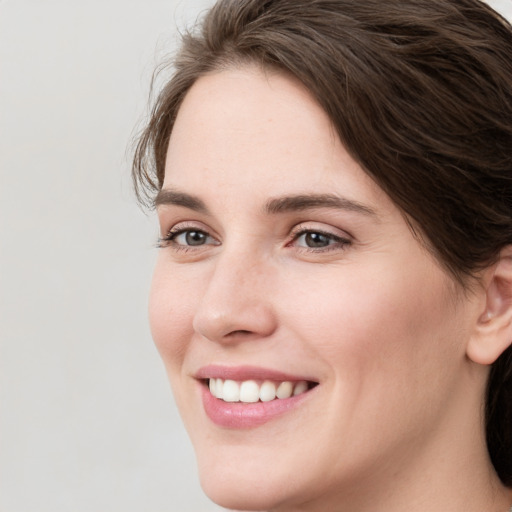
[186,231,206,246]
[306,232,329,247]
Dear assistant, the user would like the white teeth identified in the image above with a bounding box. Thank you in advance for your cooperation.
[215,378,224,399]
[276,381,293,399]
[208,378,311,403]
[259,380,276,402]
[240,380,260,403]
[222,380,240,402]
[293,380,308,396]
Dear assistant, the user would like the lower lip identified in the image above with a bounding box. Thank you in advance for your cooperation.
[201,383,314,429]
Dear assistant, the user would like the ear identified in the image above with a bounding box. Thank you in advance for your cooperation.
[467,246,512,365]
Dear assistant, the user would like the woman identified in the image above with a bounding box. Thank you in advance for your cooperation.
[133,0,512,510]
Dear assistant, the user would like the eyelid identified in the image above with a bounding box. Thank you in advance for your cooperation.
[287,223,353,251]
[157,221,219,249]
[289,222,352,241]
[160,220,204,239]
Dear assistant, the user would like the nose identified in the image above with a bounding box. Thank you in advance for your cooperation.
[192,248,278,344]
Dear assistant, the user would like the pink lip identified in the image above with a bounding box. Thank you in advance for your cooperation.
[195,364,315,382]
[195,365,318,429]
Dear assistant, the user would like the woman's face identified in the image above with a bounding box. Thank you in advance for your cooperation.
[150,67,481,510]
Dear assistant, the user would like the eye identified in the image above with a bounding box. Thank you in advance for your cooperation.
[173,229,210,246]
[298,232,334,248]
[291,228,351,251]
[158,226,219,249]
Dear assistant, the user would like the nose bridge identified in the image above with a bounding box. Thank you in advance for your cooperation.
[192,243,276,342]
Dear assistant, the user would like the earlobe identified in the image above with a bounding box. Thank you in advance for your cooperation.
[467,247,512,366]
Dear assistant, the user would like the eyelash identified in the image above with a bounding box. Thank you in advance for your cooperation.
[157,225,352,253]
[288,227,352,252]
[157,224,217,251]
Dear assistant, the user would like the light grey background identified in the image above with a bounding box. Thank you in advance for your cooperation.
[1,1,511,511]
[0,1,220,511]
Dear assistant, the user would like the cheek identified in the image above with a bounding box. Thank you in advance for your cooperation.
[274,261,464,471]
[282,259,461,405]
[148,261,197,377]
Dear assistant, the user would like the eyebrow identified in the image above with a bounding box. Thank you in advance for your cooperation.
[265,194,377,217]
[154,189,377,218]
[154,189,209,213]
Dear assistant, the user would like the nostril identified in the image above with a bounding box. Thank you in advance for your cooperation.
[226,329,253,337]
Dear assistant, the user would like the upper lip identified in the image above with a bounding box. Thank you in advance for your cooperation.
[195,364,318,383]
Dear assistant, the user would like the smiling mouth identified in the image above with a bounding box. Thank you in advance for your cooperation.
[205,378,318,403]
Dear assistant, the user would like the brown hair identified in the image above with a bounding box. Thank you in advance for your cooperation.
[133,0,512,485]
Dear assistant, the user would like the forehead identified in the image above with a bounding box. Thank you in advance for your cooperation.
[163,66,390,212]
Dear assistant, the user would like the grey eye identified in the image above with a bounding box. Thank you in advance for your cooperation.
[182,230,208,246]
[292,229,351,252]
[303,232,332,248]
[158,227,219,250]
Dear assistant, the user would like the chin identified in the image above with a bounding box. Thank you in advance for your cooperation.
[194,444,308,512]
[199,469,292,512]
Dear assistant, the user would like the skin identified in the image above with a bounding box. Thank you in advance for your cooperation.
[150,66,512,511]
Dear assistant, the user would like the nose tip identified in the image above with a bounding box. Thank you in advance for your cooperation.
[192,259,277,344]
[193,303,277,343]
